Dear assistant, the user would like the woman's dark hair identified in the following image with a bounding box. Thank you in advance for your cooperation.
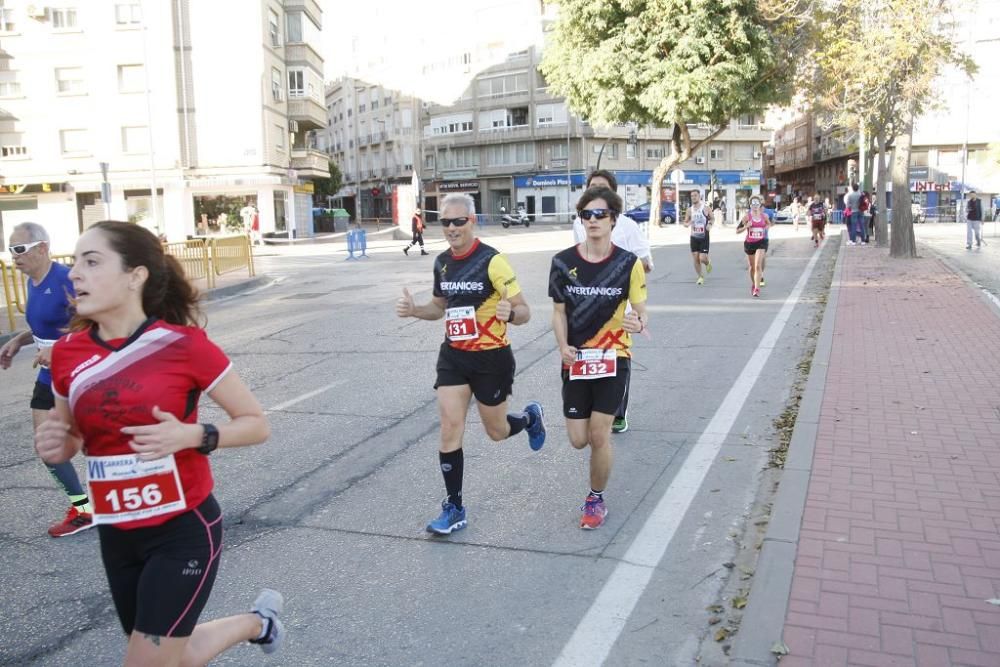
[72,221,202,330]
[576,186,622,218]
[586,169,618,191]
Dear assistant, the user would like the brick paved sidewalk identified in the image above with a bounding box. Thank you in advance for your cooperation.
[782,245,1000,666]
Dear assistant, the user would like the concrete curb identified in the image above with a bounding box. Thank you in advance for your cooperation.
[729,230,846,666]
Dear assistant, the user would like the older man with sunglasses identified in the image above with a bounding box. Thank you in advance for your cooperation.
[1,222,93,537]
[550,186,648,529]
[395,193,546,535]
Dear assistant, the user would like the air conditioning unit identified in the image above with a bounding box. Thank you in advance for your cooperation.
[26,4,47,17]
[753,151,762,159]
[695,156,705,164]
[288,120,299,133]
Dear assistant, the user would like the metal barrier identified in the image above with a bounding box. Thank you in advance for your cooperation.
[209,235,255,279]
[163,239,214,289]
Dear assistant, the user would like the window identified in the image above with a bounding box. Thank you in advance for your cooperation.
[430,113,473,135]
[371,99,379,110]
[710,147,725,160]
[60,129,88,154]
[288,69,304,97]
[273,191,287,232]
[509,107,528,127]
[121,125,148,153]
[593,143,618,159]
[938,150,961,169]
[114,2,140,25]
[738,114,757,129]
[626,142,636,159]
[646,145,665,159]
[0,132,26,157]
[117,64,143,93]
[268,9,280,47]
[476,72,529,98]
[285,12,302,42]
[734,143,753,160]
[424,153,435,169]
[359,103,366,113]
[401,109,413,128]
[271,67,282,101]
[485,142,534,166]
[274,124,285,151]
[0,76,20,97]
[542,196,556,214]
[552,143,568,159]
[55,67,85,94]
[49,7,78,29]
[536,103,567,125]
[0,3,15,32]
[910,150,929,167]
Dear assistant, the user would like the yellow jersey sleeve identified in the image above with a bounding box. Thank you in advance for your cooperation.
[629,258,647,305]
[488,254,521,299]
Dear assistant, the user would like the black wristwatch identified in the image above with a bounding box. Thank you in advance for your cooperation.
[197,424,219,455]
[507,308,515,323]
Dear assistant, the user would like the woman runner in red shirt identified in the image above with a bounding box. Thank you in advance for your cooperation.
[35,221,284,666]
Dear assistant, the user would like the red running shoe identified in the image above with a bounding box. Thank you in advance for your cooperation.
[48,507,95,538]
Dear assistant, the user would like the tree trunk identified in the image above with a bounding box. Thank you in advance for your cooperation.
[875,127,889,248]
[890,106,917,258]
[650,123,725,225]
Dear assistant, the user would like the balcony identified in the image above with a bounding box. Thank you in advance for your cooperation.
[283,0,322,27]
[288,97,325,130]
[290,148,330,179]
[478,125,533,143]
[284,43,324,75]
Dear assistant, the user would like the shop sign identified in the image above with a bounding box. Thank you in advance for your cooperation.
[0,182,66,195]
[439,181,480,192]
[911,180,954,192]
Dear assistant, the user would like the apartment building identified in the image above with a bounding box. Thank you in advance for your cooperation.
[418,46,769,224]
[322,77,423,220]
[0,0,328,251]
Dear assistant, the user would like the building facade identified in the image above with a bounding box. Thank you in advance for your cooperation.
[322,77,423,221]
[0,0,329,252]
[418,47,769,224]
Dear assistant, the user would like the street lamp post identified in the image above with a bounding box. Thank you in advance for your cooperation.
[375,118,387,219]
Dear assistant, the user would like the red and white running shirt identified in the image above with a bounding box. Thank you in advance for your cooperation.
[51,319,231,529]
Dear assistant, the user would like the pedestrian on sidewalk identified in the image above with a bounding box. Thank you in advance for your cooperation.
[395,193,546,535]
[860,191,872,244]
[550,186,648,529]
[966,191,983,249]
[683,189,712,285]
[844,184,863,245]
[36,221,285,664]
[403,208,428,256]
[0,222,94,537]
[571,170,653,434]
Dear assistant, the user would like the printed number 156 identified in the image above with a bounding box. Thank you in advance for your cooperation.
[105,484,162,511]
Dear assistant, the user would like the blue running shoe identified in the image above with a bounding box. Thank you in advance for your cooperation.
[524,401,546,451]
[426,501,467,535]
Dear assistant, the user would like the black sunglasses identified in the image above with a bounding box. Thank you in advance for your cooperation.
[579,208,611,221]
[440,217,471,227]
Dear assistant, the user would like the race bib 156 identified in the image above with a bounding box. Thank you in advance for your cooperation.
[86,453,186,524]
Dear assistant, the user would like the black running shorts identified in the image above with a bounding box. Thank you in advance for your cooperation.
[30,381,55,410]
[689,234,710,254]
[435,343,515,407]
[561,358,631,419]
[744,239,768,256]
[98,495,223,638]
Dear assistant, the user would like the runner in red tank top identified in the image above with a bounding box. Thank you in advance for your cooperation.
[36,221,285,665]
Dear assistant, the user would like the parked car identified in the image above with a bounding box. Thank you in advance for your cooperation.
[767,206,794,223]
[624,201,677,225]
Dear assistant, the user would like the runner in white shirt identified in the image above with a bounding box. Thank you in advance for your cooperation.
[571,170,652,434]
[683,190,712,285]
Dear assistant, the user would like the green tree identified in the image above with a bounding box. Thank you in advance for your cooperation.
[312,161,343,206]
[540,0,796,224]
[803,0,973,256]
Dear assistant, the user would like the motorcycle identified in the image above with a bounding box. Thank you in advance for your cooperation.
[499,206,530,228]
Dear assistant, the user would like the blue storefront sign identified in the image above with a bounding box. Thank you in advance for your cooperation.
[611,170,755,187]
[513,173,587,188]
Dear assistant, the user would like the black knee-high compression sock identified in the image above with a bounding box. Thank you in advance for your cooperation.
[439,449,464,509]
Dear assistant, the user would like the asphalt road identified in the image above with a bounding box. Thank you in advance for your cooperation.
[0,223,836,666]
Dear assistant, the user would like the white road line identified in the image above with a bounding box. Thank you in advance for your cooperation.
[553,241,826,667]
[267,378,348,412]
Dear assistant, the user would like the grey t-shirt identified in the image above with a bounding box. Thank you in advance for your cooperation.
[845,190,862,209]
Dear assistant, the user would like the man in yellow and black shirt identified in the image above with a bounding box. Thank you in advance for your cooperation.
[396,193,546,536]
[550,186,648,530]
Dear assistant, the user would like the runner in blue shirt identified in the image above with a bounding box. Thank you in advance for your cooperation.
[0,222,93,537]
